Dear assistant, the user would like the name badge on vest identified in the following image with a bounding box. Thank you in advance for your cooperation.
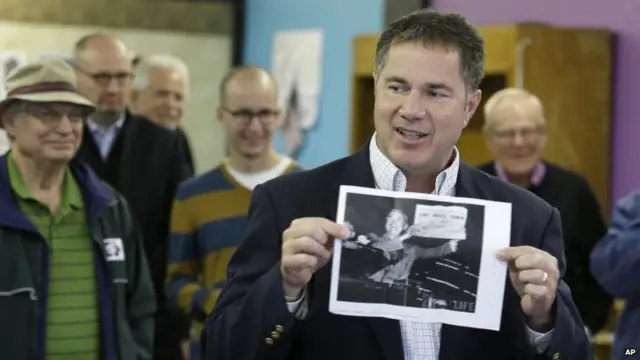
[104,238,126,262]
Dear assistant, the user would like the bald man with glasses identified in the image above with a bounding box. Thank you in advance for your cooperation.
[166,66,301,360]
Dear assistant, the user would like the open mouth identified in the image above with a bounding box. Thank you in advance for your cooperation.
[394,127,428,140]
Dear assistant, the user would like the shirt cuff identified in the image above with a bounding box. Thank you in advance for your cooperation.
[286,289,309,319]
[286,293,305,313]
[526,325,554,353]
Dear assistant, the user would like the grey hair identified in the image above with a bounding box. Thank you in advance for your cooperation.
[3,100,26,119]
[132,54,190,93]
[374,9,485,91]
[1,100,26,140]
[387,208,409,223]
[483,88,546,131]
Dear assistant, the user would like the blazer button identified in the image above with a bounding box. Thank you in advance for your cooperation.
[552,353,560,360]
[275,324,284,332]
[271,331,280,339]
[265,337,274,345]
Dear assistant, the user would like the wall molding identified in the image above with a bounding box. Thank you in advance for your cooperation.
[0,0,234,34]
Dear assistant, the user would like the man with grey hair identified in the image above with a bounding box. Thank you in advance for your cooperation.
[130,54,189,130]
[479,87,611,337]
[130,54,194,174]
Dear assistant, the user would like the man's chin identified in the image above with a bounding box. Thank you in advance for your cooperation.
[391,153,436,173]
[156,116,179,130]
[42,152,75,163]
[100,108,124,117]
[240,148,266,159]
[502,161,538,176]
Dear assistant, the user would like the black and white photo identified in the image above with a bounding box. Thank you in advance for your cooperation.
[329,185,512,331]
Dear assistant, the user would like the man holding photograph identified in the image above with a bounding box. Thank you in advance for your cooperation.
[203,9,590,360]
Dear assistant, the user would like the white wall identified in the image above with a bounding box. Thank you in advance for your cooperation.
[0,20,231,172]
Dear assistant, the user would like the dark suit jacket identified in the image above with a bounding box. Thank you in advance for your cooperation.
[479,161,611,333]
[176,126,195,176]
[76,112,193,355]
[203,145,591,360]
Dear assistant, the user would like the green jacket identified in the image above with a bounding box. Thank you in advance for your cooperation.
[0,155,156,360]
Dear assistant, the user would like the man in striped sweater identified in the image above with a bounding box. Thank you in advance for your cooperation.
[0,59,155,359]
[166,66,301,360]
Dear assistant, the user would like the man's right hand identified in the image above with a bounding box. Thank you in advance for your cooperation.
[280,217,349,298]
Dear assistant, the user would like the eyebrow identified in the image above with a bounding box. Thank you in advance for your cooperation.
[424,83,452,91]
[384,76,409,85]
[384,76,453,92]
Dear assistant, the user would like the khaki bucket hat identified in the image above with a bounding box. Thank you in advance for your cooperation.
[0,58,95,122]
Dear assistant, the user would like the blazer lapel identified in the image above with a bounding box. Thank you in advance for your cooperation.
[454,161,479,199]
[116,111,135,166]
[324,143,404,360]
[110,112,139,190]
[79,123,103,163]
[324,143,376,221]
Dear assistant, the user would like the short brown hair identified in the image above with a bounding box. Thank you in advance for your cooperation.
[374,9,485,91]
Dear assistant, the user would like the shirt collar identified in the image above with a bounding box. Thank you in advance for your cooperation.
[87,113,125,132]
[494,161,546,186]
[368,133,460,194]
[7,152,84,209]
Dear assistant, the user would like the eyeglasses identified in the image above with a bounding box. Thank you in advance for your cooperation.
[18,102,91,123]
[71,63,132,87]
[221,107,279,126]
[492,126,543,141]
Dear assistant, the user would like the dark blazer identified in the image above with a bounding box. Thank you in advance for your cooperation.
[203,145,591,360]
[76,111,193,359]
[479,161,611,333]
[176,126,195,176]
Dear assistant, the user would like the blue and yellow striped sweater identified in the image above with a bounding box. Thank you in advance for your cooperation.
[166,161,301,334]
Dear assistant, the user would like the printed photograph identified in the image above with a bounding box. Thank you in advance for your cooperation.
[336,190,485,314]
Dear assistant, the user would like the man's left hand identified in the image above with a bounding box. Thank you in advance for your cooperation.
[497,246,559,332]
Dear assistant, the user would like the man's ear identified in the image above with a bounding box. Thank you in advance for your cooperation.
[372,72,377,96]
[463,89,482,128]
[216,107,224,123]
[1,113,17,138]
[538,125,548,150]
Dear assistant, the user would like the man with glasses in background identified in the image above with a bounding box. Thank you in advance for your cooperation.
[478,88,611,338]
[72,33,192,360]
[166,66,300,360]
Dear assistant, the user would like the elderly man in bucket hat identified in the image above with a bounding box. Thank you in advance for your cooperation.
[0,58,156,360]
